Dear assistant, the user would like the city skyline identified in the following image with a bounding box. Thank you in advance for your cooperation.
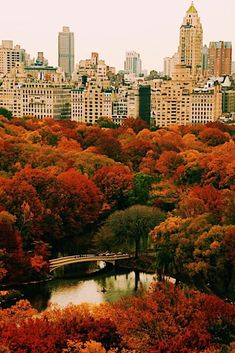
[0,0,235,71]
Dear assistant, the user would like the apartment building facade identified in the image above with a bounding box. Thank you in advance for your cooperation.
[151,78,222,127]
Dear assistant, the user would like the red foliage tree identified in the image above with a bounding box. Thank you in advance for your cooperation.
[178,185,223,222]
[110,283,235,353]
[92,165,133,209]
[95,132,123,161]
[122,117,148,133]
[155,151,184,177]
[57,168,103,235]
[0,176,45,246]
[0,211,32,283]
[123,139,153,171]
[199,127,229,146]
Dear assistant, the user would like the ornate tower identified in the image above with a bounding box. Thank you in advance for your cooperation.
[178,2,203,77]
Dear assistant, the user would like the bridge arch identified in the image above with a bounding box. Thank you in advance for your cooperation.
[49,254,131,273]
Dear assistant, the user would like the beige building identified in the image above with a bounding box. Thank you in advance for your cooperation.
[73,53,115,85]
[152,79,193,127]
[58,26,74,80]
[163,53,179,78]
[0,82,71,120]
[124,51,142,76]
[21,83,71,119]
[71,84,139,126]
[127,87,139,118]
[178,2,203,77]
[112,86,139,124]
[191,86,222,124]
[71,80,113,124]
[0,40,29,77]
[0,62,71,119]
[151,75,222,127]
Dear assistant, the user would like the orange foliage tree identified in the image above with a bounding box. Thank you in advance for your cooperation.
[92,165,133,209]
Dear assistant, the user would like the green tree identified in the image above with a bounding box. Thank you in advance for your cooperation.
[96,117,118,129]
[0,107,12,120]
[96,205,165,258]
[128,172,159,205]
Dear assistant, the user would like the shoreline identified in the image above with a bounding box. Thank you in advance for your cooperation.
[0,276,53,290]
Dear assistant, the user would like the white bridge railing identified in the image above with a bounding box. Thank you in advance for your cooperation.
[49,253,131,272]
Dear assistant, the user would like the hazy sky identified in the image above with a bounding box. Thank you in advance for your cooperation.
[1,0,234,71]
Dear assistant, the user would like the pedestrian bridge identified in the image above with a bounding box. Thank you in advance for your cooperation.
[49,253,131,272]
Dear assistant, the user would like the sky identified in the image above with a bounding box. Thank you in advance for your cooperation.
[1,0,235,72]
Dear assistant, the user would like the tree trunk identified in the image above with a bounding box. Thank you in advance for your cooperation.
[134,270,140,291]
[135,237,140,259]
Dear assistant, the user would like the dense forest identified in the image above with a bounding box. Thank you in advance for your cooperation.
[0,115,234,352]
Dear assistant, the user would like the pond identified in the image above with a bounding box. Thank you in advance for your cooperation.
[20,268,156,312]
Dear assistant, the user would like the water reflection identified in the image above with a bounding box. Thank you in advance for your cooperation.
[21,270,155,311]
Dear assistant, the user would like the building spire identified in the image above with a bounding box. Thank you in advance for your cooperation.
[187,1,197,13]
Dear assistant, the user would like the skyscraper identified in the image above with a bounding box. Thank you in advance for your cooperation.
[208,41,232,77]
[58,26,74,80]
[124,51,142,76]
[178,2,203,77]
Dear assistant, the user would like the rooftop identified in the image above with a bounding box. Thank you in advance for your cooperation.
[187,2,197,14]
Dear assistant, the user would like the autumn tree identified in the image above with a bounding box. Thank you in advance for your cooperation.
[0,176,45,247]
[57,168,103,237]
[0,285,234,353]
[95,132,123,161]
[151,214,234,294]
[199,127,229,146]
[122,117,148,133]
[177,185,223,222]
[155,151,184,178]
[109,282,235,353]
[0,211,32,283]
[96,205,165,258]
[122,139,153,171]
[92,165,133,209]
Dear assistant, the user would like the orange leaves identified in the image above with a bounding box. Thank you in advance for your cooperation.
[122,139,153,171]
[0,285,234,353]
[199,127,230,146]
[109,283,235,353]
[178,185,223,220]
[57,168,103,232]
[122,117,148,133]
[92,165,133,209]
[155,151,184,177]
[30,255,48,273]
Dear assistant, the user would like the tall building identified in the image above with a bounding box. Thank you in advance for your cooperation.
[163,53,179,78]
[58,26,74,80]
[124,51,142,76]
[163,57,172,77]
[0,40,28,77]
[139,85,151,126]
[178,2,203,77]
[202,45,209,76]
[208,41,232,77]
